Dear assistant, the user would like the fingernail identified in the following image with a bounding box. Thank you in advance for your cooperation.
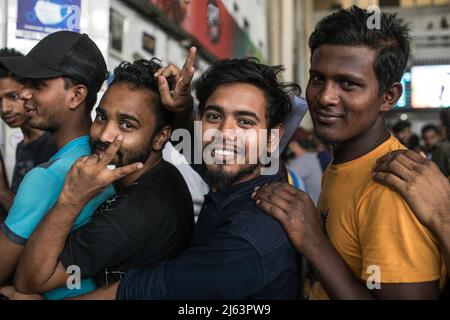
[137,163,144,169]
[117,135,124,141]
[251,192,256,199]
[254,186,261,191]
[256,200,261,205]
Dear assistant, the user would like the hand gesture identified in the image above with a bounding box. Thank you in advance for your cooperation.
[154,47,197,113]
[61,135,143,206]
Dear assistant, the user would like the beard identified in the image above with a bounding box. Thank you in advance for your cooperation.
[28,111,59,132]
[90,137,154,167]
[201,163,260,191]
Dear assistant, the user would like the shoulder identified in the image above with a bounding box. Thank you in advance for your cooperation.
[140,160,190,194]
[125,161,192,211]
[20,163,62,186]
[229,201,290,256]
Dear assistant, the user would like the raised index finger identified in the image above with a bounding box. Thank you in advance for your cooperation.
[181,47,197,76]
[99,135,124,167]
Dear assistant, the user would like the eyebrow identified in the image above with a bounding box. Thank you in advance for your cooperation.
[96,106,106,114]
[97,106,142,126]
[234,110,260,122]
[203,105,224,114]
[204,105,261,122]
[118,113,141,126]
[310,69,366,83]
[4,91,19,96]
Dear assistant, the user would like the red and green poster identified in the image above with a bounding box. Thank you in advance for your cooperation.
[149,0,264,60]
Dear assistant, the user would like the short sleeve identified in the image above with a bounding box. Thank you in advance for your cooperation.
[1,168,62,244]
[60,213,134,279]
[357,184,444,283]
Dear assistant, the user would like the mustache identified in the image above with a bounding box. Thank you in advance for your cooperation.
[91,141,123,160]
[91,140,110,152]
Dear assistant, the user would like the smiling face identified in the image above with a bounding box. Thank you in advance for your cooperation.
[0,77,28,128]
[307,44,391,145]
[200,82,281,190]
[90,82,163,167]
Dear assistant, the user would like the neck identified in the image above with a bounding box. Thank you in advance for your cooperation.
[332,117,390,164]
[121,152,163,187]
[20,125,45,144]
[52,113,92,150]
[211,166,262,193]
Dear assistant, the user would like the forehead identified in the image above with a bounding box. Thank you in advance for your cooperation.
[311,44,377,78]
[0,77,22,94]
[100,82,158,121]
[205,83,266,116]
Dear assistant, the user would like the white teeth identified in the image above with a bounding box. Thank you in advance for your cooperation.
[215,149,234,156]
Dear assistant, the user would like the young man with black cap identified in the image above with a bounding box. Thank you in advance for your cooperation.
[0,48,57,213]
[0,31,118,299]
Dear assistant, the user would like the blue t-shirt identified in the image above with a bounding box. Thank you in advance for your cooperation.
[1,135,115,300]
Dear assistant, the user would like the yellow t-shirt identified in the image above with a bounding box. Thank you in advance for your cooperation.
[308,135,446,300]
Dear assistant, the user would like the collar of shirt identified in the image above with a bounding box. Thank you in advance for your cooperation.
[114,158,166,195]
[205,170,282,212]
[50,135,89,162]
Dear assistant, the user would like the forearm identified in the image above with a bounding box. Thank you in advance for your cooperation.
[14,194,85,293]
[303,238,375,300]
[432,222,450,273]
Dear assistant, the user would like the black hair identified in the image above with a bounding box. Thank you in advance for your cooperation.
[309,5,411,95]
[195,57,301,129]
[408,134,420,151]
[111,59,175,132]
[421,124,441,136]
[392,120,411,134]
[63,77,98,113]
[0,48,26,84]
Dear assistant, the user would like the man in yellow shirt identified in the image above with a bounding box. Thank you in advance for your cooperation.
[252,5,445,299]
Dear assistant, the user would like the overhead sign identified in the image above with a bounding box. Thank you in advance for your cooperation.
[148,0,263,60]
[16,0,81,40]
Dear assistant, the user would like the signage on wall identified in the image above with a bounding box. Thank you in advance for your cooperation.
[142,32,156,55]
[16,0,81,40]
[148,0,263,60]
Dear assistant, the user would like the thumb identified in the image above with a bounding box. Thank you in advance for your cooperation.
[110,162,144,181]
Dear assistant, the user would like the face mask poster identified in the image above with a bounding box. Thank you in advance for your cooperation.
[16,0,81,40]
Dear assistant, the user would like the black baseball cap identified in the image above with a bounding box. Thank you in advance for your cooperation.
[0,31,107,92]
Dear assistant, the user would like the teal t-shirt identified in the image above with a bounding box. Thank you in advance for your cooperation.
[1,135,115,300]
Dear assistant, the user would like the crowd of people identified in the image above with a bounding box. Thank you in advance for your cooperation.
[0,5,449,300]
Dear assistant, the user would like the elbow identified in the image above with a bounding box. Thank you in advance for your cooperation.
[14,270,44,295]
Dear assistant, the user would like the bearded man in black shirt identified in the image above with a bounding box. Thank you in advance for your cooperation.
[13,57,195,295]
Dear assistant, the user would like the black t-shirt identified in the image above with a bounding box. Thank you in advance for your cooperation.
[11,132,58,192]
[59,159,195,287]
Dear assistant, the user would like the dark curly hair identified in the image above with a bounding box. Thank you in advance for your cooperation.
[195,58,301,129]
[111,58,175,131]
[0,48,26,83]
[309,5,411,95]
